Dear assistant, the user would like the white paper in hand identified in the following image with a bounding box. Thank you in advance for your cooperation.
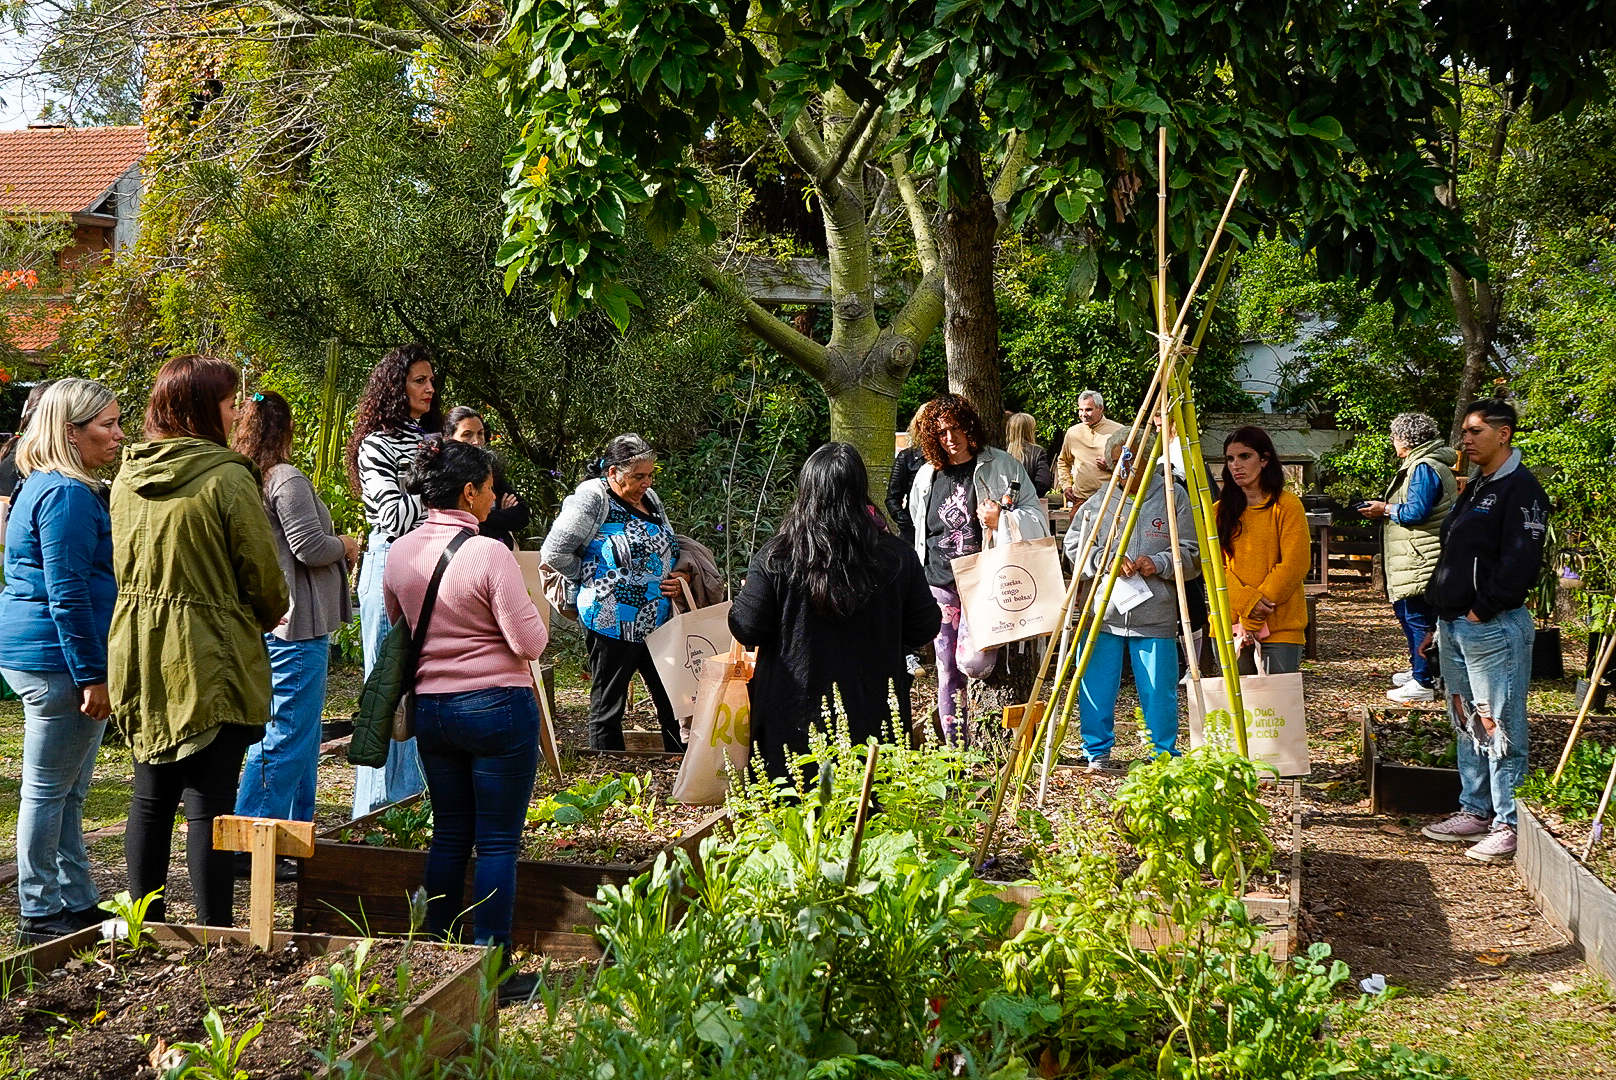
[1093,569,1153,617]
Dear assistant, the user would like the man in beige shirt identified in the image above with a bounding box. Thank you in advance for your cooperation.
[1056,390,1125,504]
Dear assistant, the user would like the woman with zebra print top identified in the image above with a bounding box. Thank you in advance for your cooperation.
[344,342,440,817]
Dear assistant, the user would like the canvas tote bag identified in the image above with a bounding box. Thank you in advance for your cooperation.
[1186,641,1310,776]
[672,642,755,805]
[646,578,734,720]
[949,516,1067,649]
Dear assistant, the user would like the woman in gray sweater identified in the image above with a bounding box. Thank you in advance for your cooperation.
[232,392,358,825]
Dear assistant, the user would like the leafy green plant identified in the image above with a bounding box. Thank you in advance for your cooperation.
[1519,739,1616,819]
[364,799,434,849]
[167,1008,262,1080]
[529,775,629,828]
[98,888,162,952]
[1111,748,1274,896]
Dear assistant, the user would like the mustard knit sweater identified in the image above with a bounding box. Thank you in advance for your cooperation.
[1216,490,1311,645]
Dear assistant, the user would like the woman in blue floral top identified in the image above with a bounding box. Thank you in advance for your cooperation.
[542,434,687,751]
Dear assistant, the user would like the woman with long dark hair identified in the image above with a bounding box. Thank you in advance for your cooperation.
[111,356,288,926]
[731,443,939,781]
[444,406,531,549]
[385,436,548,1004]
[541,434,687,751]
[0,380,56,500]
[231,392,357,835]
[1214,425,1310,675]
[346,342,439,816]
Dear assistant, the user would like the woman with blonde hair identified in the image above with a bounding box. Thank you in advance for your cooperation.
[0,378,123,943]
[1004,412,1054,498]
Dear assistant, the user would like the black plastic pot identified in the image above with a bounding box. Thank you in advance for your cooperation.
[1532,625,1564,681]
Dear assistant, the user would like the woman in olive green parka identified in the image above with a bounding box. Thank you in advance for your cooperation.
[110,356,289,927]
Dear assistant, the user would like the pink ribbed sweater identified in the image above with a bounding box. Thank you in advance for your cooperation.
[383,509,548,693]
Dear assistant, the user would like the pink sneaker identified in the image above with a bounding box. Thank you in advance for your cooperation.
[1420,812,1492,843]
[1465,828,1517,864]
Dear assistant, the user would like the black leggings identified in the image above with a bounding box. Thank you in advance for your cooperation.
[125,724,261,927]
[585,631,684,752]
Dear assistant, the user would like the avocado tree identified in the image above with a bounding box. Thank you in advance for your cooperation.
[497,0,1481,482]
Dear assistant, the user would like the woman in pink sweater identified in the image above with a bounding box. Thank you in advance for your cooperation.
[383,437,547,1004]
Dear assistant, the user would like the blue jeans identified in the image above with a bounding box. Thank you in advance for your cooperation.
[353,537,426,818]
[1393,596,1438,688]
[1438,606,1534,829]
[1077,633,1181,760]
[236,634,329,821]
[414,685,540,951]
[2,668,105,918]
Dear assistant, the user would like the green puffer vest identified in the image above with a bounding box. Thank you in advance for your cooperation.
[1381,439,1458,601]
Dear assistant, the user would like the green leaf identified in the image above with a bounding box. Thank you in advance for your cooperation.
[629,49,659,94]
[1112,119,1142,151]
[1053,189,1089,224]
[1304,116,1344,141]
[693,1001,739,1048]
[553,804,585,824]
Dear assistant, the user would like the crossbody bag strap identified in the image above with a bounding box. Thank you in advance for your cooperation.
[409,528,475,659]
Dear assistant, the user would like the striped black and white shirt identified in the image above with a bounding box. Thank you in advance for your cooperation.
[358,427,426,543]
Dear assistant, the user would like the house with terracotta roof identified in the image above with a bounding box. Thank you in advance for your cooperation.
[1,124,146,362]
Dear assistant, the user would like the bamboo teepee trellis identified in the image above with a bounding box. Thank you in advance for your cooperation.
[975,130,1255,865]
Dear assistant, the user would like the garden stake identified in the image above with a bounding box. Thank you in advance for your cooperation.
[212,816,316,950]
[1553,628,1616,783]
[1580,746,1616,863]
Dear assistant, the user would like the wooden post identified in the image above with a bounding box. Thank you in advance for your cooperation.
[213,816,316,950]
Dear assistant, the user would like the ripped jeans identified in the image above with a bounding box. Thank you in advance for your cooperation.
[1437,606,1534,830]
[929,584,999,746]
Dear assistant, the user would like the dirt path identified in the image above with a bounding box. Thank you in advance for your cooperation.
[1298,581,1616,1079]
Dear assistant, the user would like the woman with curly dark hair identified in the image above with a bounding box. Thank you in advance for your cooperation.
[906,393,1046,745]
[345,342,439,816]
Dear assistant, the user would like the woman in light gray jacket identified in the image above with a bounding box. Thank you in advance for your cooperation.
[541,434,687,751]
[232,392,358,825]
[907,394,1046,745]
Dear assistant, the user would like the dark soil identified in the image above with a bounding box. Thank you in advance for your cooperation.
[0,937,463,1079]
[1525,805,1616,888]
[1371,706,1616,771]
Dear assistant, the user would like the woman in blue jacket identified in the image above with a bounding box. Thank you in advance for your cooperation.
[0,378,123,944]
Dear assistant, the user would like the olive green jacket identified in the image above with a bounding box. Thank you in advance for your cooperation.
[109,439,290,762]
[1381,439,1458,602]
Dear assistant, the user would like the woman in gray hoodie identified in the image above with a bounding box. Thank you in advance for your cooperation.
[1065,429,1199,770]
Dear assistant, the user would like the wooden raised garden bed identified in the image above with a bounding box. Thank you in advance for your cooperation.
[296,786,726,959]
[1517,805,1616,986]
[0,923,491,1077]
[1359,705,1461,816]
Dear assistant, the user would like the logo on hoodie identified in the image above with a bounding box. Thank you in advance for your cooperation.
[1521,502,1548,539]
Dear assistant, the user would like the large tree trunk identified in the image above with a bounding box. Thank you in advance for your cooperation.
[938,128,1005,446]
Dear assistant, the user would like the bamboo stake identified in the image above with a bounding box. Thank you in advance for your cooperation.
[1554,629,1616,783]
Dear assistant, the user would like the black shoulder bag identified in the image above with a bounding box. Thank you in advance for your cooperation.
[348,529,474,767]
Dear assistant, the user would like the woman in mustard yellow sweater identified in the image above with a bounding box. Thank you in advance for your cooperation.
[1214,426,1311,674]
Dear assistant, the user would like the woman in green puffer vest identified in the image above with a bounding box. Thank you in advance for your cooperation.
[109,356,289,927]
[1358,412,1457,704]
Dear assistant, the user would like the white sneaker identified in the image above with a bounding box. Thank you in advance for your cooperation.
[1387,681,1436,703]
[1391,669,1414,686]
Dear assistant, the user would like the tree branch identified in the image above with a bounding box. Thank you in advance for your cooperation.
[387,0,489,66]
[890,149,939,276]
[697,261,831,382]
[817,99,882,187]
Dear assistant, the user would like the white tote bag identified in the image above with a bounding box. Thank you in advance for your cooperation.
[1186,643,1310,776]
[672,643,754,805]
[645,579,734,720]
[949,518,1067,649]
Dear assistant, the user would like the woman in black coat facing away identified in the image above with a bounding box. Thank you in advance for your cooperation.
[730,443,941,782]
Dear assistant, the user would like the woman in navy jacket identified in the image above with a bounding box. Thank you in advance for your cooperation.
[0,379,123,944]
